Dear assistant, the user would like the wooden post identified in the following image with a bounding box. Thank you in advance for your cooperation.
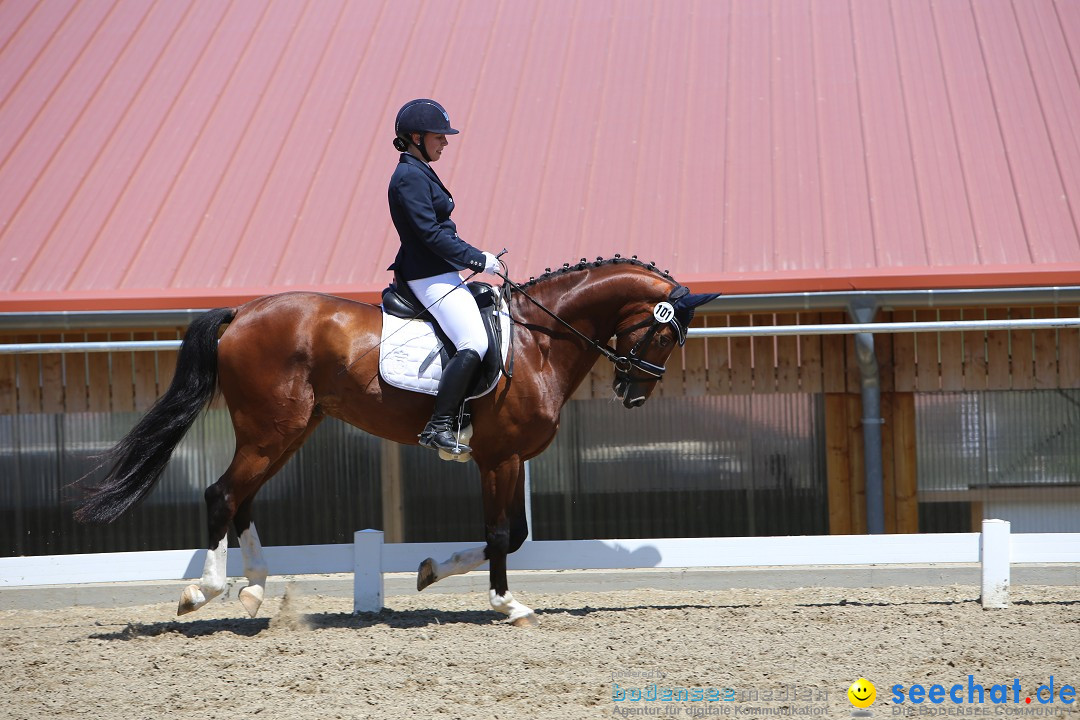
[799,312,823,393]
[1010,307,1035,390]
[752,313,777,393]
[15,334,41,413]
[915,309,939,392]
[379,439,405,543]
[64,332,90,413]
[961,307,988,390]
[938,310,964,390]
[132,331,159,411]
[0,348,15,414]
[985,308,1011,390]
[85,332,112,412]
[683,316,708,396]
[891,310,917,392]
[821,312,847,393]
[892,392,919,533]
[1032,306,1058,389]
[825,393,852,534]
[39,334,65,414]
[847,393,867,534]
[775,313,799,392]
[706,315,731,395]
[880,392,897,533]
[1059,306,1080,387]
[110,332,136,413]
[729,315,752,394]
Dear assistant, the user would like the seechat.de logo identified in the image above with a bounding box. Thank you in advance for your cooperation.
[848,678,877,709]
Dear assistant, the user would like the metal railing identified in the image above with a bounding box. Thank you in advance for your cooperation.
[1,316,1079,354]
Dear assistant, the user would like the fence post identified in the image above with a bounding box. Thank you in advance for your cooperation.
[980,519,1010,609]
[353,529,384,613]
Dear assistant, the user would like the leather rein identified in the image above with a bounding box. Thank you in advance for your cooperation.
[495,271,689,383]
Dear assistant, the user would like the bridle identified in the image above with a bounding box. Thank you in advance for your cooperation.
[496,272,689,384]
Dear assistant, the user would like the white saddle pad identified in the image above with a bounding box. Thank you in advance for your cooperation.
[378,295,511,399]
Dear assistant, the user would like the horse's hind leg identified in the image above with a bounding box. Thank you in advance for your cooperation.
[234,510,267,618]
[178,416,319,617]
[233,420,322,617]
[178,460,246,615]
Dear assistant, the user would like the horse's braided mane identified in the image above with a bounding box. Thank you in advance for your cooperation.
[517,254,675,289]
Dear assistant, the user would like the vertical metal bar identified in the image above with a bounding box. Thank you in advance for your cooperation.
[851,300,885,534]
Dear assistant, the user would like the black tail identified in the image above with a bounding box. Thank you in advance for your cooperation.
[74,307,237,524]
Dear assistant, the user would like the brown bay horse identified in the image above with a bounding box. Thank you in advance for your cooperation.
[75,257,716,626]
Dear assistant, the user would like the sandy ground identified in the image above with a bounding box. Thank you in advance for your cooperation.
[1,583,1078,720]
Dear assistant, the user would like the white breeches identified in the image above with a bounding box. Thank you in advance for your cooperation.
[407,272,489,358]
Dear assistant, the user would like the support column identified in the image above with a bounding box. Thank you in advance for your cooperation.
[850,299,885,535]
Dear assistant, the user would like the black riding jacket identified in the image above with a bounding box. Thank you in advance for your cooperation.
[387,153,486,280]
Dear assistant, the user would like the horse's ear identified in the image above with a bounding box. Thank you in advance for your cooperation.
[672,291,720,344]
[679,292,720,310]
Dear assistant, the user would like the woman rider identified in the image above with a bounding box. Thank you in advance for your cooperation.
[387,99,501,455]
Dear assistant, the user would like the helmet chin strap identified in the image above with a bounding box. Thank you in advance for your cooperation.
[413,132,431,162]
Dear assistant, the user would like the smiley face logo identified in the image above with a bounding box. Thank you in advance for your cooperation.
[848,678,876,708]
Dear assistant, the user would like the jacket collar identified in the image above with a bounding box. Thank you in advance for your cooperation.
[399,152,451,197]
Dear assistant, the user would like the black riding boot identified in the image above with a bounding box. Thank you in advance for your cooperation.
[418,349,482,454]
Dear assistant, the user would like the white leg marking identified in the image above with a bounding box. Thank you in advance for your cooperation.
[238,525,268,617]
[489,588,535,622]
[418,545,486,591]
[202,535,229,595]
[178,536,227,615]
[437,546,487,580]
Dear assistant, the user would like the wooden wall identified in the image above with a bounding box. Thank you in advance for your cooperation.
[570,306,1080,399]
[569,306,1080,533]
[0,328,202,415]
[3,306,1078,535]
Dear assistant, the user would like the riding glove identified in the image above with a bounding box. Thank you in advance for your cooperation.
[482,251,501,274]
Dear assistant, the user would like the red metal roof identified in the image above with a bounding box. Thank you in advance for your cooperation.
[2,0,1080,311]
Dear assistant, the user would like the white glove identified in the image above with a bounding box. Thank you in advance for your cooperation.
[482,251,501,274]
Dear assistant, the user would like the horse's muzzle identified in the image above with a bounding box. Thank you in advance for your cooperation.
[613,379,647,408]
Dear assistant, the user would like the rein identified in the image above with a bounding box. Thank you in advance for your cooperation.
[495,270,677,382]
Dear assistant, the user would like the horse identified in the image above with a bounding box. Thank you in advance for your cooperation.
[74,256,717,626]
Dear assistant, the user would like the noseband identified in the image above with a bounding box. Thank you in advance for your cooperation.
[501,275,689,384]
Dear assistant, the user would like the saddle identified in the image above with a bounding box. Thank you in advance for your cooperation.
[378,272,513,402]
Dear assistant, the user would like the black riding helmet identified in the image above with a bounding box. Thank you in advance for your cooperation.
[393,99,459,161]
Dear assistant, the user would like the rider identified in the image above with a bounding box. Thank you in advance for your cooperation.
[387,99,501,455]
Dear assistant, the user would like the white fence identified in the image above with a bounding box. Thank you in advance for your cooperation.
[3,520,1079,611]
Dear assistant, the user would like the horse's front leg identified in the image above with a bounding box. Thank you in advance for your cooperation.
[483,456,537,627]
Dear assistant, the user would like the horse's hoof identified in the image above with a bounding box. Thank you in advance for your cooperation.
[510,613,539,628]
[417,558,437,591]
[238,585,264,618]
[177,584,206,616]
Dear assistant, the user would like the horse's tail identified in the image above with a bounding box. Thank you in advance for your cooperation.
[74,307,237,524]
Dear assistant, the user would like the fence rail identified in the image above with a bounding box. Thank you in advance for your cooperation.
[2,317,1080,355]
[3,521,1078,611]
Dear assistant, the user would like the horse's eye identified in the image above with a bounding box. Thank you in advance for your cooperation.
[657,334,671,348]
